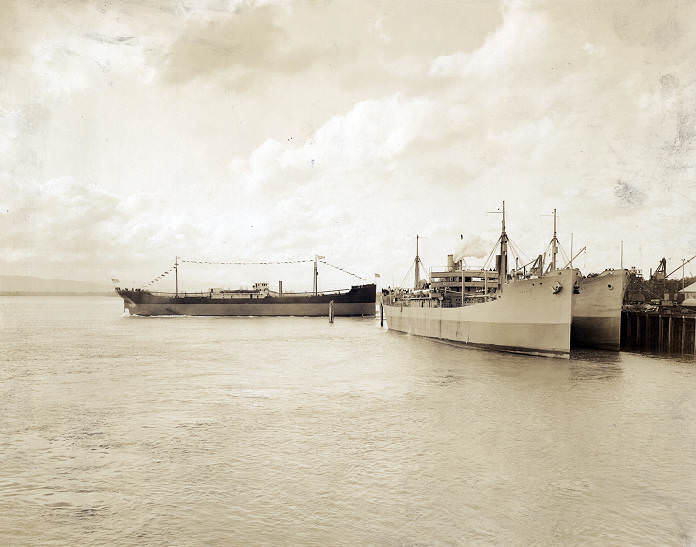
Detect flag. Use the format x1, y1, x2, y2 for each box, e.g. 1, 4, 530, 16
111, 278, 120, 284
374, 273, 381, 278
317, 255, 326, 260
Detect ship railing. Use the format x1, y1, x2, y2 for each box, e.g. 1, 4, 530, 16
273, 287, 352, 296
143, 287, 354, 297
147, 291, 210, 297
396, 298, 441, 308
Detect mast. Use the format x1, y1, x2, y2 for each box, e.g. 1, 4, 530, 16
620, 240, 624, 269
499, 201, 508, 289
175, 256, 179, 297
414, 234, 420, 289
313, 256, 318, 295
551, 208, 558, 271
570, 233, 573, 269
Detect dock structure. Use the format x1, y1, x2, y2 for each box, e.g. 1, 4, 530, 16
621, 310, 696, 355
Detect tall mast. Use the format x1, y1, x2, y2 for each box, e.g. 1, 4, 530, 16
499, 201, 507, 288
175, 256, 179, 297
570, 233, 574, 269
414, 234, 420, 289
313, 256, 318, 295
551, 208, 558, 271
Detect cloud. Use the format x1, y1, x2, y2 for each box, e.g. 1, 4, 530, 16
430, 1, 547, 78
229, 93, 434, 193
28, 18, 150, 96
3, 0, 696, 286
160, 2, 315, 85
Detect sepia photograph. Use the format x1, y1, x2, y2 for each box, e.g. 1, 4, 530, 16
2, 0, 696, 544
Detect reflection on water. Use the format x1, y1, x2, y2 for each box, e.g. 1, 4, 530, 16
570, 348, 623, 364
569, 349, 624, 383
2, 296, 696, 545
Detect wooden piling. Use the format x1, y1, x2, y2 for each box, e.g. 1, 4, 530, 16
380, 303, 384, 327
658, 315, 663, 351
329, 300, 334, 324
621, 310, 696, 355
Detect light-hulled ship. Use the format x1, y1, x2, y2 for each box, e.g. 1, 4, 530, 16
116, 257, 376, 317
571, 269, 628, 350
383, 202, 576, 358
534, 209, 629, 351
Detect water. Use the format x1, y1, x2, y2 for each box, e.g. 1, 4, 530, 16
2, 296, 696, 545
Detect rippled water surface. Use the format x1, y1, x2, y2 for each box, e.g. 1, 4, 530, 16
2, 296, 696, 545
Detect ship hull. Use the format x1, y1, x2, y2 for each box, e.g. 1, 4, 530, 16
571, 270, 628, 351
117, 284, 376, 317
384, 269, 575, 358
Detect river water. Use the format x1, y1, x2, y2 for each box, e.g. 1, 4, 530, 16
2, 296, 696, 545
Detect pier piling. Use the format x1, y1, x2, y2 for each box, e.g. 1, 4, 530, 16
622, 310, 696, 355
380, 303, 383, 327
329, 300, 334, 324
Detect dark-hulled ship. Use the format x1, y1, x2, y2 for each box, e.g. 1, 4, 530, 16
116, 257, 376, 317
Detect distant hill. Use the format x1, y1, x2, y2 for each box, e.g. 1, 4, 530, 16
0, 275, 115, 295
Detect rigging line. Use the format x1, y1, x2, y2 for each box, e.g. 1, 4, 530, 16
141, 267, 173, 288
511, 243, 527, 265
417, 257, 430, 279
181, 258, 314, 265
318, 260, 368, 282
557, 245, 570, 266
519, 256, 538, 269
482, 235, 501, 270
513, 242, 531, 266
400, 261, 415, 288
481, 240, 498, 269
507, 237, 531, 264
506, 239, 522, 262
536, 239, 552, 260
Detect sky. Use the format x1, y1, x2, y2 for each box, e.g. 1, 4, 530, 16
2, 0, 695, 291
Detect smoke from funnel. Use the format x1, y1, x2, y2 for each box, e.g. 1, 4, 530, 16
454, 235, 491, 261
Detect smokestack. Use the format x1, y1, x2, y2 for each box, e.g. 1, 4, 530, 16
279, 280, 283, 295
447, 254, 454, 271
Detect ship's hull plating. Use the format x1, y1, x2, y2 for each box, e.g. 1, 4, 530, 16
117, 285, 376, 317
571, 269, 628, 351
384, 269, 575, 358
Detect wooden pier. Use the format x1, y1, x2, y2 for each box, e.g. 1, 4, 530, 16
621, 310, 696, 355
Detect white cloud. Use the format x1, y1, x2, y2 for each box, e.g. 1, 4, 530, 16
4, 0, 696, 286
230, 93, 434, 193
430, 1, 547, 78
0, 109, 21, 159
31, 35, 148, 96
